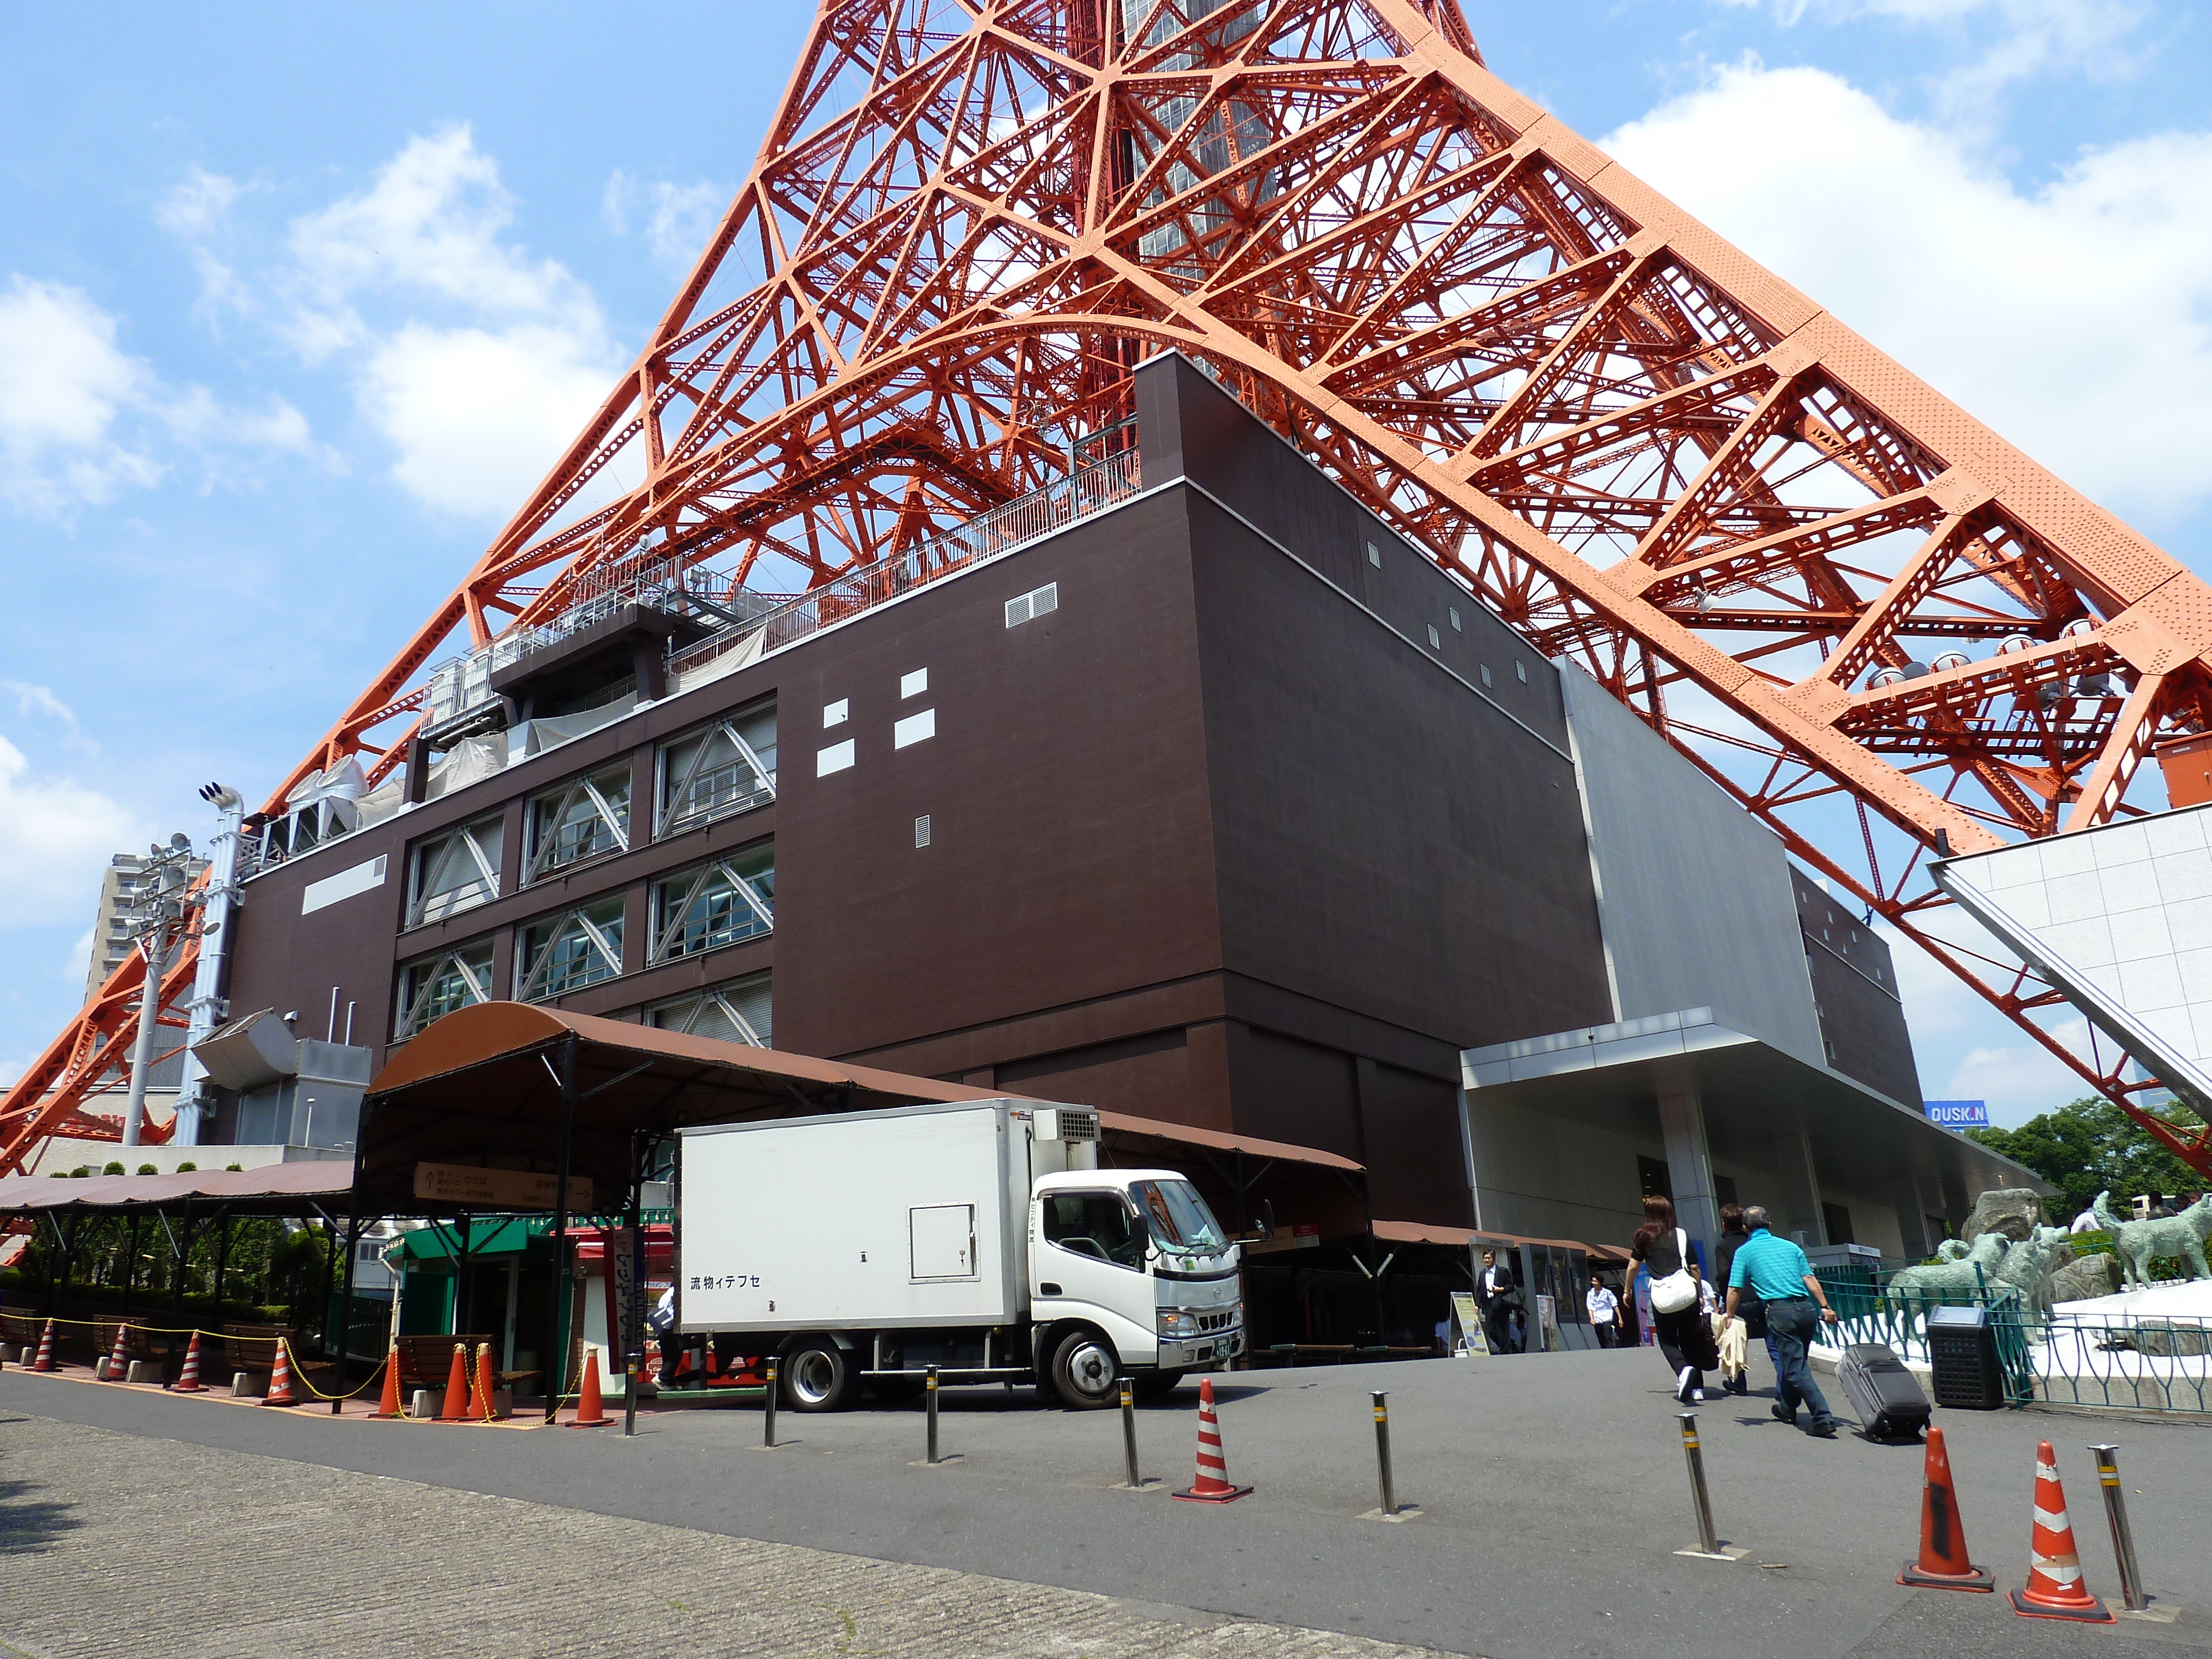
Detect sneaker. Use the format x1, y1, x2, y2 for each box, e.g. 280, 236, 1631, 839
1770, 1402, 1798, 1426
1676, 1366, 1697, 1402
1806, 1419, 1839, 1439
1691, 1389, 1707, 1402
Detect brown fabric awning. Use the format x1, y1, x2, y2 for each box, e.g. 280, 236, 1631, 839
1097, 1111, 1363, 1172
358, 1002, 1009, 1216
1371, 1218, 1630, 1262
0, 1161, 353, 1217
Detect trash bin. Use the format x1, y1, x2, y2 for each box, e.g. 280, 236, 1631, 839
1926, 1305, 2005, 1410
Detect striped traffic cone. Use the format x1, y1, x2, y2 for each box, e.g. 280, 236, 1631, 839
372, 1345, 405, 1418
263, 1338, 299, 1406
568, 1345, 612, 1426
437, 1343, 471, 1421
31, 1319, 57, 1371
2009, 1440, 2112, 1622
471, 1342, 499, 1422
1898, 1426, 1991, 1590
1172, 1378, 1252, 1503
105, 1322, 132, 1381
171, 1331, 207, 1393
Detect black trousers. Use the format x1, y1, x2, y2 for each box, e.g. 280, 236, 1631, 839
1651, 1302, 1718, 1384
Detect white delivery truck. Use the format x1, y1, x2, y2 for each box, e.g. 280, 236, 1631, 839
676, 1099, 1244, 1410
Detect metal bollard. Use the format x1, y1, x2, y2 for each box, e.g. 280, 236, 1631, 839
1372, 1391, 1397, 1517
1119, 1376, 1141, 1488
926, 1364, 941, 1464
763, 1358, 779, 1448
1679, 1412, 1719, 1556
2089, 1444, 2148, 1612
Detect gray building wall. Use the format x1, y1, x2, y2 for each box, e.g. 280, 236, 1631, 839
1558, 667, 1826, 1067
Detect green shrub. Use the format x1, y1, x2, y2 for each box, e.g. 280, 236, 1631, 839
102, 1162, 125, 1175
135, 1164, 158, 1176
175, 1161, 196, 1172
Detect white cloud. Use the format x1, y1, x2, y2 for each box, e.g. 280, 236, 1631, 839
0, 274, 317, 515
603, 169, 727, 267
61, 926, 93, 987
157, 167, 249, 312
0, 734, 147, 931
1937, 1018, 2094, 1125
359, 322, 612, 518
1603, 61, 2212, 520
274, 127, 622, 518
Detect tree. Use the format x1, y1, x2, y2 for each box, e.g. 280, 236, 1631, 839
1968, 1098, 2206, 1220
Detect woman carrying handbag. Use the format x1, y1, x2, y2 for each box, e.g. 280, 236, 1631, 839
1628, 1195, 1719, 1402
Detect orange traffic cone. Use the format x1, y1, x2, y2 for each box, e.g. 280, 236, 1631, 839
437, 1343, 470, 1421
568, 1344, 611, 1427
172, 1331, 206, 1393
471, 1342, 499, 1422
372, 1345, 404, 1418
31, 1318, 56, 1371
1173, 1378, 1251, 1503
1898, 1426, 1992, 1590
264, 1338, 299, 1406
2010, 1441, 2112, 1622
105, 1322, 132, 1381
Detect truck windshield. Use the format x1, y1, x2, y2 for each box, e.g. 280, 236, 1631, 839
1131, 1180, 1227, 1255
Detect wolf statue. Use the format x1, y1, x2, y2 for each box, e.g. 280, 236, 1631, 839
1989, 1226, 2070, 1319
1891, 1230, 2011, 1304
2091, 1190, 2212, 1291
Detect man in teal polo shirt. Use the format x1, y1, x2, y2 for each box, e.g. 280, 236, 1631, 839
1721, 1206, 1841, 1439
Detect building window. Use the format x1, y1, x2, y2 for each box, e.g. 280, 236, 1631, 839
650, 844, 774, 962
1515, 660, 1527, 682
1427, 625, 1441, 649
658, 700, 777, 837
1365, 540, 1381, 568
525, 763, 631, 884
1479, 664, 1493, 688
1005, 582, 1058, 627
517, 899, 626, 1000
405, 812, 503, 928
1449, 608, 1462, 632
646, 972, 772, 1047
396, 940, 495, 1039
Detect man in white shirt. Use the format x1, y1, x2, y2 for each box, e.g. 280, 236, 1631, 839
1585, 1274, 1621, 1348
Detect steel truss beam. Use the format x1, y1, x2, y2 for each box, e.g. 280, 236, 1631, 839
9, 0, 2209, 1179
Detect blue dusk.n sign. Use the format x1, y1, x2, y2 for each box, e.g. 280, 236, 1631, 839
1924, 1099, 1989, 1129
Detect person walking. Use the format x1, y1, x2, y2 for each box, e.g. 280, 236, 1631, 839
1721, 1205, 1842, 1438
1712, 1204, 1757, 1396
1477, 1249, 1521, 1354
1629, 1196, 1719, 1402
1585, 1274, 1621, 1348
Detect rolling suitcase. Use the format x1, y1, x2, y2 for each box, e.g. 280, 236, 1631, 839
1837, 1341, 1931, 1441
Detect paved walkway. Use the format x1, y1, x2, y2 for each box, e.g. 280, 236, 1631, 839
0, 1412, 1447, 1659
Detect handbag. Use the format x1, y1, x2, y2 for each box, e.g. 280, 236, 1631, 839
1647, 1228, 1699, 1315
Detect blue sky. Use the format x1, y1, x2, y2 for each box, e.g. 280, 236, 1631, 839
3, 1, 2208, 1125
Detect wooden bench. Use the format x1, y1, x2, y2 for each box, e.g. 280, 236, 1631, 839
394, 1333, 495, 1397
90, 1319, 161, 1373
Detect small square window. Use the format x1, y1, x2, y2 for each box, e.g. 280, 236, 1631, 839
894, 708, 936, 749
1449, 608, 1462, 632
823, 698, 848, 727
817, 738, 855, 777
1427, 625, 1441, 649
1515, 660, 1527, 683
1366, 540, 1381, 568
901, 668, 928, 698
915, 814, 932, 848
1480, 664, 1493, 688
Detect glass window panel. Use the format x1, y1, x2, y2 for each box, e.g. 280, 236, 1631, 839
650, 843, 774, 962
408, 813, 503, 926
518, 899, 625, 1000
526, 764, 630, 882
396, 940, 494, 1039
645, 972, 771, 1047
659, 701, 777, 835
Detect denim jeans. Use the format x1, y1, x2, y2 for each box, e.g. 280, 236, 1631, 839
1765, 1298, 1837, 1427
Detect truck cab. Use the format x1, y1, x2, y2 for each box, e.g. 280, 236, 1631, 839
1029, 1168, 1245, 1406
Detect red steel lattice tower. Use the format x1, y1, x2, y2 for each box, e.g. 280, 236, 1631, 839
7, 0, 2210, 1179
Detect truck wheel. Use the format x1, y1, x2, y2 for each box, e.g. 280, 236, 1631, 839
1049, 1327, 1120, 1410
781, 1341, 855, 1411
1133, 1369, 1185, 1402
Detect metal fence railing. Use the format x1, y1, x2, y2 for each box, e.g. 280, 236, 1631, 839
1808, 1264, 2211, 1417
667, 447, 1142, 685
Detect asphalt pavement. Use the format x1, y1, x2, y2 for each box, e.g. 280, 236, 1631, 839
4, 1341, 2208, 1658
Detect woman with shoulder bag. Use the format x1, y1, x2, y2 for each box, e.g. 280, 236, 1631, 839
1629, 1195, 1719, 1402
